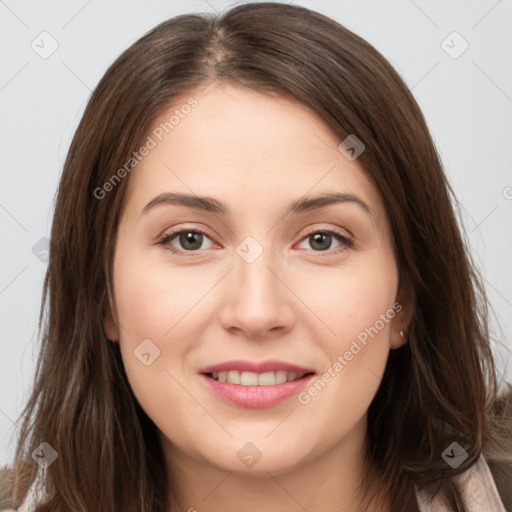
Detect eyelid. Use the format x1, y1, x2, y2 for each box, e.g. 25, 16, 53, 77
157, 224, 354, 255
157, 225, 216, 254
296, 226, 354, 254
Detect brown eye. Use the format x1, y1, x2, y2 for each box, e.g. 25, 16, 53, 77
178, 232, 204, 250
297, 230, 353, 253
309, 233, 333, 251
159, 230, 215, 252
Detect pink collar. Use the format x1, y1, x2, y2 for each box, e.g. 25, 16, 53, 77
415, 454, 507, 511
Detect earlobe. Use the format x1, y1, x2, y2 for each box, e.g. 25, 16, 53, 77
104, 271, 120, 342
391, 328, 408, 349
104, 305, 120, 342
390, 280, 414, 349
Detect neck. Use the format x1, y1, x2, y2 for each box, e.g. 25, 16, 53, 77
161, 416, 391, 512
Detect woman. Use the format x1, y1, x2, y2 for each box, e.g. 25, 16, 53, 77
1, 2, 511, 511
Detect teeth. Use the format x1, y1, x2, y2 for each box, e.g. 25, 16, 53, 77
275, 370, 288, 384
227, 370, 241, 384
210, 370, 308, 385
240, 371, 259, 385
257, 371, 275, 386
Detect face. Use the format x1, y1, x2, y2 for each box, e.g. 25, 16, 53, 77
105, 84, 410, 476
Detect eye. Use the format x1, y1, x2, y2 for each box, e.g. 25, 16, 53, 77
296, 229, 353, 253
158, 227, 353, 255
158, 229, 215, 253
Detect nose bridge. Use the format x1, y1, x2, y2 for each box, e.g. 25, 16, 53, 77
236, 234, 282, 307
220, 234, 295, 335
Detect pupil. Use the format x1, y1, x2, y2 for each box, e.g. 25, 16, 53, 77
311, 233, 331, 251
180, 232, 202, 250
177, 232, 332, 251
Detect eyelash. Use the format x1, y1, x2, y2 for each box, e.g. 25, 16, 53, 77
157, 226, 354, 257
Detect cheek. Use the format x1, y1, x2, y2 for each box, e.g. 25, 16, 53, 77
112, 257, 203, 426
299, 254, 398, 349
111, 247, 217, 400
295, 254, 397, 404
113, 246, 214, 342
297, 258, 398, 419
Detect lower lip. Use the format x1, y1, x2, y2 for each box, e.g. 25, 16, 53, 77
200, 373, 315, 408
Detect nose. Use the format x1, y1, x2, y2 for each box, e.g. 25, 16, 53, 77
217, 244, 297, 340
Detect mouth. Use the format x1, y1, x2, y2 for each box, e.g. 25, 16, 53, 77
204, 370, 315, 386
198, 360, 317, 408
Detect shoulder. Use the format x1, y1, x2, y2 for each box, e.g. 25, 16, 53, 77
454, 454, 508, 511
3, 478, 41, 512
415, 454, 508, 512
2, 509, 34, 512
1, 507, 36, 512
2, 501, 38, 511
0, 465, 38, 512
1, 502, 37, 512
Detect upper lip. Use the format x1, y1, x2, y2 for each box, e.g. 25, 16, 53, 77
199, 359, 315, 374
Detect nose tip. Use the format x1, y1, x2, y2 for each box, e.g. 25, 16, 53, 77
218, 245, 296, 339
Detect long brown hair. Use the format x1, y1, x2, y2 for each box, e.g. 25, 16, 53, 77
1, 3, 511, 511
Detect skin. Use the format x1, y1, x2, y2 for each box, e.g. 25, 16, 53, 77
105, 84, 412, 512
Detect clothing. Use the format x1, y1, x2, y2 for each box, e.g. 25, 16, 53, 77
5, 454, 507, 511
415, 454, 507, 512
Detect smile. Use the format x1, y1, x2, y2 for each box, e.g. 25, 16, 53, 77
208, 370, 312, 385
198, 360, 316, 408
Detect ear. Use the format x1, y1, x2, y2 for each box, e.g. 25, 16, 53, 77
390, 278, 414, 350
104, 306, 120, 342
103, 269, 120, 342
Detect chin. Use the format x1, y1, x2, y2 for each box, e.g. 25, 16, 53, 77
200, 439, 311, 476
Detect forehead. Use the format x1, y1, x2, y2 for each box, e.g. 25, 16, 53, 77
122, 84, 387, 226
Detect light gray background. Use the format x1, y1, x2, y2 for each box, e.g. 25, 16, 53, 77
1, 0, 511, 466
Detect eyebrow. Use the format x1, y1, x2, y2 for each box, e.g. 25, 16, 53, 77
142, 191, 372, 217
